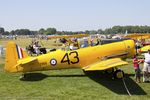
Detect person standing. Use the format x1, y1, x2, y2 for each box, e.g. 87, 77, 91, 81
133, 55, 141, 83
143, 49, 150, 82
135, 40, 141, 53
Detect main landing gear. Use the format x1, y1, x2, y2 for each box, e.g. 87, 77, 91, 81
113, 69, 124, 79
105, 68, 125, 79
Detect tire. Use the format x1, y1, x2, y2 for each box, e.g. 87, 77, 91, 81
113, 69, 124, 79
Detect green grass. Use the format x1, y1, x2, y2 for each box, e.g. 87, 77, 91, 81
0, 38, 61, 49
1, 38, 150, 100
0, 58, 150, 100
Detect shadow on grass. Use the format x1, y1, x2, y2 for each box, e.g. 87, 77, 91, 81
21, 73, 48, 81
22, 72, 146, 95
21, 73, 86, 81
84, 71, 147, 95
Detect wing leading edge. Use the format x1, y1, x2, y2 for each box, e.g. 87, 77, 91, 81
83, 58, 128, 71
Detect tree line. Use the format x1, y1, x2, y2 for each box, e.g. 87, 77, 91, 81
1, 25, 150, 35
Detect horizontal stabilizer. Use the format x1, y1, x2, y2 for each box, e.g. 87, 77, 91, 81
83, 58, 128, 71
17, 57, 37, 66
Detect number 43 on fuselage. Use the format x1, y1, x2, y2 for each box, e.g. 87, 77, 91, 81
5, 40, 136, 79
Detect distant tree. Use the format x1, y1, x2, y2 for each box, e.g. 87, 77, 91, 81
89, 30, 97, 34
45, 28, 57, 35
104, 28, 112, 34
97, 29, 104, 34
112, 26, 122, 34
85, 30, 90, 34
10, 30, 15, 35
0, 27, 5, 34
30, 31, 37, 35
56, 31, 62, 35
4, 31, 9, 35
14, 29, 31, 35
2, 25, 150, 36
38, 28, 45, 35
61, 31, 66, 35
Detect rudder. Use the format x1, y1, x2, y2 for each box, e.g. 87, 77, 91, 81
5, 41, 28, 72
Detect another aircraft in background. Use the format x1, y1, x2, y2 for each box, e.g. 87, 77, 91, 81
124, 33, 150, 53
124, 33, 150, 40
47, 34, 89, 39
47, 34, 89, 49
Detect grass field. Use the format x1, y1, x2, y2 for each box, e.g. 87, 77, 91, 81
0, 38, 150, 100
0, 38, 61, 49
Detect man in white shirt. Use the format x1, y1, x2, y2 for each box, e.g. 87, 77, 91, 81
143, 49, 150, 82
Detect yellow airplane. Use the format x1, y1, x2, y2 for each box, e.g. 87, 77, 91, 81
48, 34, 89, 48
47, 34, 89, 39
124, 33, 150, 53
5, 39, 136, 80
124, 33, 150, 40
139, 45, 150, 53
125, 33, 150, 53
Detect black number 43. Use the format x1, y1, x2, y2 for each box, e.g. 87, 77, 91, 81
61, 51, 79, 65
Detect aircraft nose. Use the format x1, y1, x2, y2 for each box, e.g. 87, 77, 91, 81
124, 40, 136, 58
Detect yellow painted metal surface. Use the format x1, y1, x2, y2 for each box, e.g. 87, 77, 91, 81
47, 34, 89, 39
83, 58, 128, 71
125, 34, 150, 40
140, 45, 150, 53
5, 40, 136, 73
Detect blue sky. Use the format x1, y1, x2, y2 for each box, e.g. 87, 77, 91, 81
0, 0, 150, 31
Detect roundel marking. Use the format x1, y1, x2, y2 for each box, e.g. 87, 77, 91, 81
50, 58, 57, 66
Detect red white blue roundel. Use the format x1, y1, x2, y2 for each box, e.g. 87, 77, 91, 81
50, 58, 57, 66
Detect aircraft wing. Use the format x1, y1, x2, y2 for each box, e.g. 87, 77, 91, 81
139, 45, 150, 53
83, 58, 128, 71
47, 34, 89, 39
125, 34, 150, 40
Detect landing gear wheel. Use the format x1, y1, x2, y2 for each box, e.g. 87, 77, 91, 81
113, 69, 124, 79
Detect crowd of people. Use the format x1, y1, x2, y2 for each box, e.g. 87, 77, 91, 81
133, 39, 150, 83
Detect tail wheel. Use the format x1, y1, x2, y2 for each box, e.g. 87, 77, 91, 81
113, 69, 124, 79
19, 74, 27, 81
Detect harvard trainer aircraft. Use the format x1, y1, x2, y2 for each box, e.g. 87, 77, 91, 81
5, 39, 136, 80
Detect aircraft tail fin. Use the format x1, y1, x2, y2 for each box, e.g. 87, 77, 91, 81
5, 41, 28, 72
